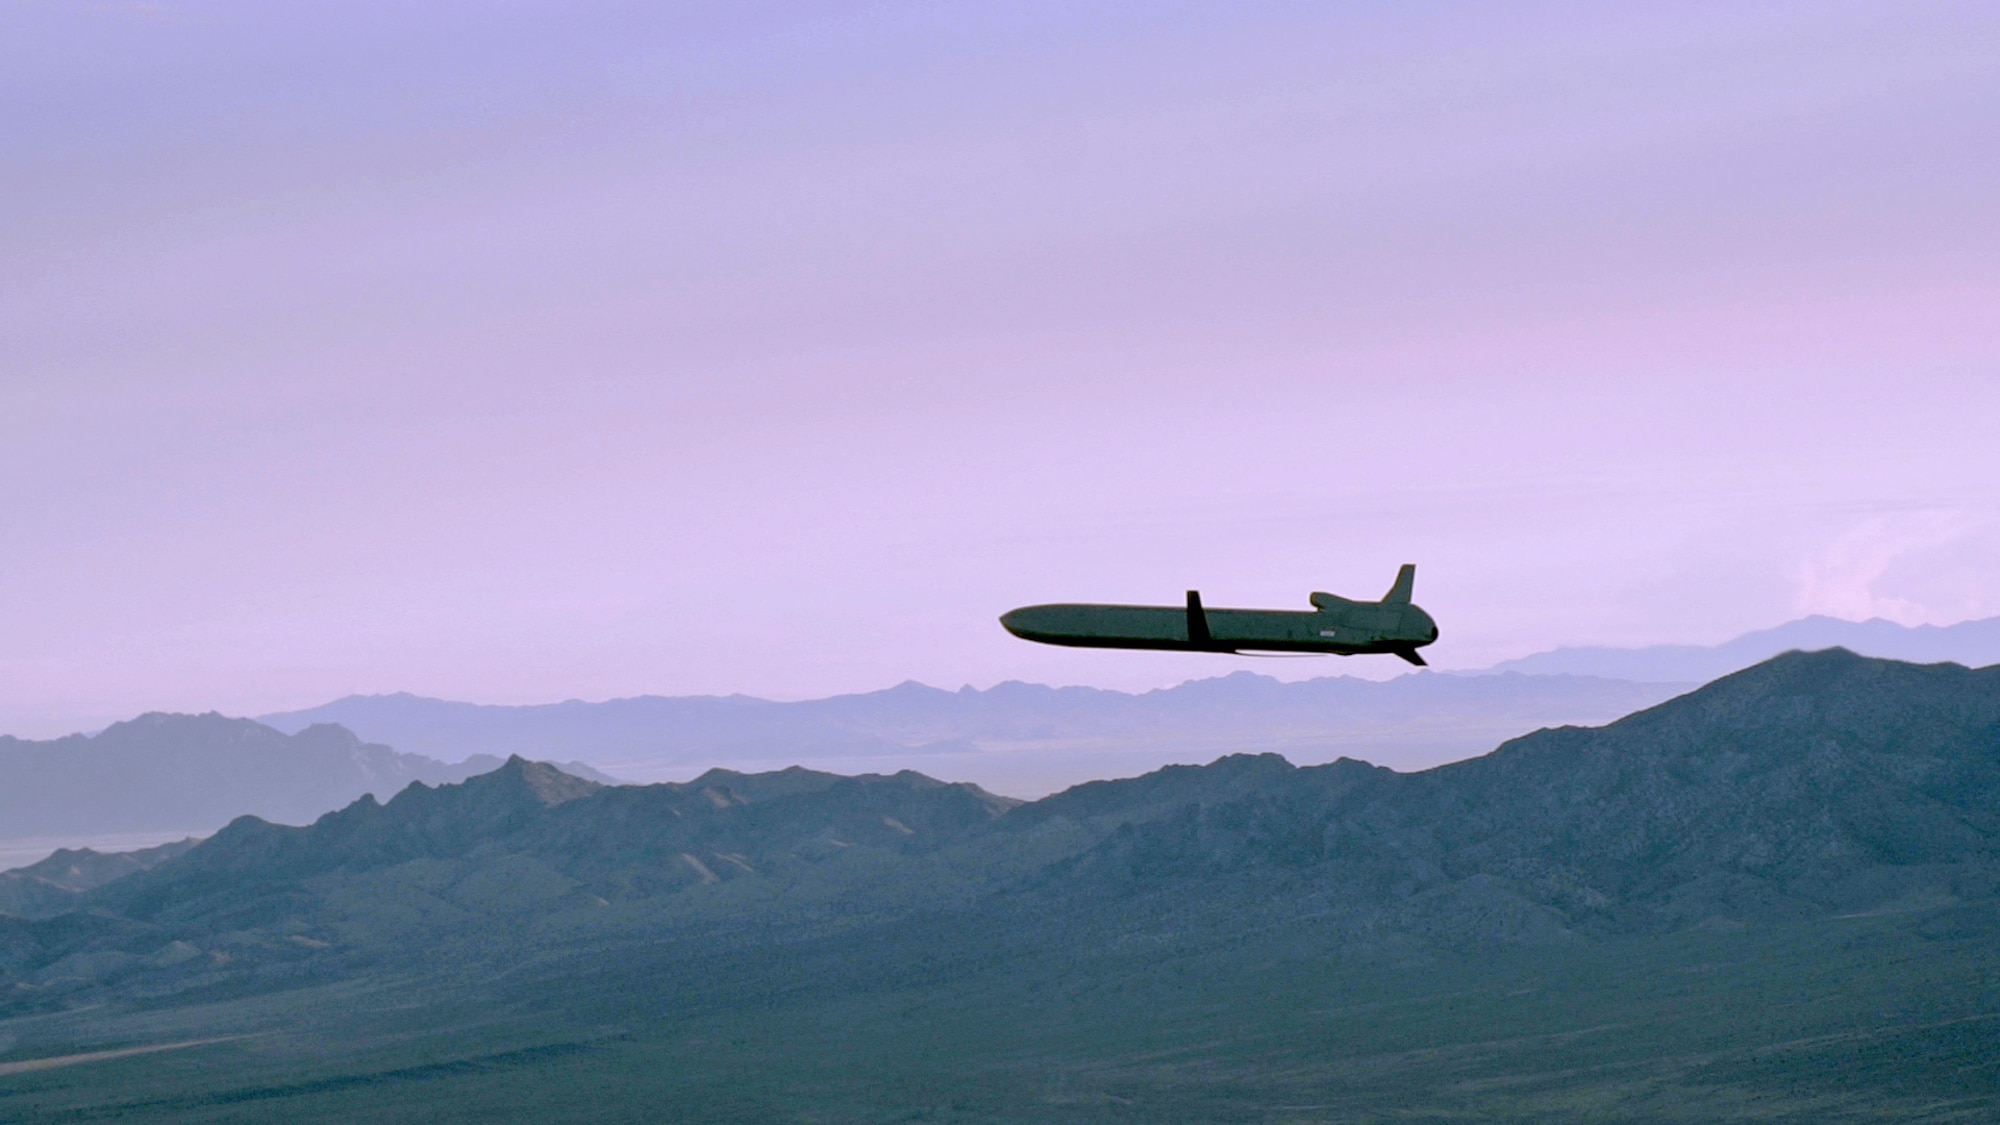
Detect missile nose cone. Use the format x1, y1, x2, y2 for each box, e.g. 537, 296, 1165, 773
1406, 607, 1438, 644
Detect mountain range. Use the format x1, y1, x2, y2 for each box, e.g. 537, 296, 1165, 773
258, 671, 1688, 792
255, 613, 2000, 795
9, 613, 1992, 884
43, 648, 1998, 953
6, 649, 1999, 1120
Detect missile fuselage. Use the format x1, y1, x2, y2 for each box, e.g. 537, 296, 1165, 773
1000, 565, 1439, 665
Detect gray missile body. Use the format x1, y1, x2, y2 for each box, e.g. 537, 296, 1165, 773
1000, 565, 1438, 666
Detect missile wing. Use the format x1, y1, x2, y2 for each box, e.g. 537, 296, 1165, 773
1000, 565, 1439, 666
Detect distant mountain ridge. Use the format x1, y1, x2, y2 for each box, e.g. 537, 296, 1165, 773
259, 672, 1689, 790
253, 616, 2000, 794
1484, 613, 2000, 682
0, 713, 615, 839
14, 615, 1983, 859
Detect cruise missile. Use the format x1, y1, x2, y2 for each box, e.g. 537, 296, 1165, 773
1000, 565, 1439, 666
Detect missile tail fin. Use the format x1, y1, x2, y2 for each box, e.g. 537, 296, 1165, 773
1383, 564, 1416, 605
1394, 646, 1427, 667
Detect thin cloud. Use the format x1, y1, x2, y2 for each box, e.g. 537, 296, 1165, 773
1796, 510, 1993, 626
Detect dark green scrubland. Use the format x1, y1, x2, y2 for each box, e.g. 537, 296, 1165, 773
4, 649, 1999, 1122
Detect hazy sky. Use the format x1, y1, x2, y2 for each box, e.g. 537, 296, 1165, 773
4, 1, 1997, 736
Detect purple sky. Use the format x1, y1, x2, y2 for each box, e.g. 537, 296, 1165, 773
4, 1, 1998, 737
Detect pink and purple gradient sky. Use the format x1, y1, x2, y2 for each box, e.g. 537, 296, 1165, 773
3, 1, 1998, 737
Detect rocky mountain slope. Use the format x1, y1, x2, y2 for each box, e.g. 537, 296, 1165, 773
90, 757, 1026, 956
1032, 648, 2000, 945
6, 649, 1997, 1012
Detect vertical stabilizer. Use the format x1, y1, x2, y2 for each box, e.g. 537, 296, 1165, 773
1382, 564, 1416, 605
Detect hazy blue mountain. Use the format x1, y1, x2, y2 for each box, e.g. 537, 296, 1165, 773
0, 713, 614, 839
1484, 612, 2000, 681
259, 671, 1690, 791
8, 650, 2000, 1121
